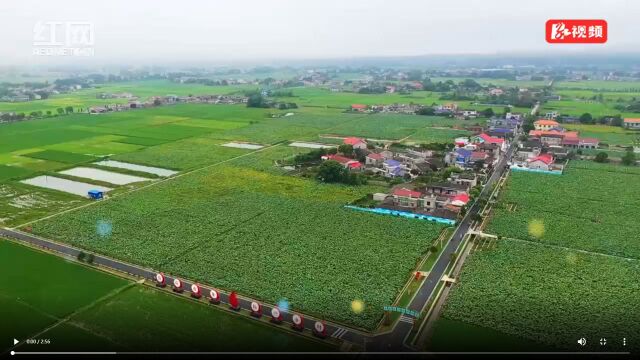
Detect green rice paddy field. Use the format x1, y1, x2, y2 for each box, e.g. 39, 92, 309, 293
0, 80, 254, 115
0, 239, 333, 353
0, 101, 481, 227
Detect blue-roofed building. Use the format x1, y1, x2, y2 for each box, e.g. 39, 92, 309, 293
88, 189, 104, 200
384, 159, 401, 167
390, 167, 405, 177
383, 159, 406, 178
455, 148, 473, 165
487, 127, 513, 139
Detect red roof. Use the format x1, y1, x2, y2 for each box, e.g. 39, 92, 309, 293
351, 104, 367, 110
529, 130, 579, 138
529, 153, 554, 165
579, 137, 599, 145
367, 153, 384, 160
471, 151, 488, 160
477, 133, 504, 144
393, 188, 422, 198
535, 119, 559, 126
451, 193, 470, 205
344, 137, 366, 146
324, 154, 361, 168
324, 154, 352, 164
562, 137, 579, 145
624, 118, 640, 123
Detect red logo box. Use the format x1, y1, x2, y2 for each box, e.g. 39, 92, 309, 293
546, 19, 607, 43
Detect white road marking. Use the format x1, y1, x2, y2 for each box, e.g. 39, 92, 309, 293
331, 327, 347, 338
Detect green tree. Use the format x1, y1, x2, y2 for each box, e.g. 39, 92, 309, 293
64, 106, 73, 114
594, 152, 609, 163
480, 108, 494, 118
621, 151, 636, 166
416, 107, 435, 116
522, 115, 536, 133
317, 160, 347, 183
579, 113, 593, 124
56, 107, 64, 115
247, 94, 268, 108
338, 144, 353, 156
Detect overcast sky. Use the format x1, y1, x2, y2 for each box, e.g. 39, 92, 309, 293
0, 0, 637, 66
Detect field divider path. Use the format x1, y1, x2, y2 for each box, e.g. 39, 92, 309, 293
12, 142, 285, 230
497, 236, 640, 262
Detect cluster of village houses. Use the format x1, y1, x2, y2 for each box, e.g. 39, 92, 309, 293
87, 94, 247, 114
320, 109, 631, 220
350, 102, 484, 119
511, 119, 603, 172
320, 133, 498, 220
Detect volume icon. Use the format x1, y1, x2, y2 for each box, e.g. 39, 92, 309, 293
577, 338, 587, 346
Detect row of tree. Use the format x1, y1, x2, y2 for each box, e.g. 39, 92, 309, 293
0, 106, 74, 121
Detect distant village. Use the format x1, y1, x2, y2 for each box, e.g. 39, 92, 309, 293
86, 93, 248, 114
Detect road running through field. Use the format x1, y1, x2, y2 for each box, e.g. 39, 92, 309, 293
2, 140, 517, 352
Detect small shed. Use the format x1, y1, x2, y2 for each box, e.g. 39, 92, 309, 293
88, 189, 104, 200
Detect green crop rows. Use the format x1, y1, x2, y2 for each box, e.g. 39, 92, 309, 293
30, 165, 445, 330
487, 161, 640, 259
441, 240, 640, 352
24, 150, 97, 164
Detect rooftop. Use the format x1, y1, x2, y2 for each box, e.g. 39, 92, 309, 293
393, 188, 422, 198
344, 137, 366, 145
535, 119, 559, 126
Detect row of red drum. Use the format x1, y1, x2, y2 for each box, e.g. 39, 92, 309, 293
155, 273, 327, 338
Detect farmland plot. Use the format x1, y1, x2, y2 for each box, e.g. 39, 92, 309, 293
30, 165, 444, 330
441, 240, 640, 352
487, 163, 640, 258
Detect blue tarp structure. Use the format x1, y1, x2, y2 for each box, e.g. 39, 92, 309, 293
345, 205, 456, 225
510, 167, 562, 175
88, 189, 104, 199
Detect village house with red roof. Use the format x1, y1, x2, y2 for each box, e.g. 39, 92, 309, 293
623, 118, 640, 130
533, 119, 559, 131
350, 104, 368, 112
343, 137, 368, 150
321, 154, 362, 170
526, 153, 555, 171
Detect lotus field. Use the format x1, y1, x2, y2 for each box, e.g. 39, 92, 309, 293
30, 164, 446, 330
487, 161, 640, 259
441, 240, 640, 352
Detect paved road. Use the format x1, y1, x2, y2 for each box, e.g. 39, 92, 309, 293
1, 141, 516, 352
367, 140, 516, 351
0, 228, 367, 346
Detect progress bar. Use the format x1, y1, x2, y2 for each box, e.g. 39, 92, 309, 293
10, 351, 633, 355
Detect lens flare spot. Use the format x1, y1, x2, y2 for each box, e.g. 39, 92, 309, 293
96, 219, 112, 238
528, 219, 545, 238
351, 299, 365, 314
277, 298, 290, 313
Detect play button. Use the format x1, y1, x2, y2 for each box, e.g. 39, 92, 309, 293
13, 339, 18, 345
